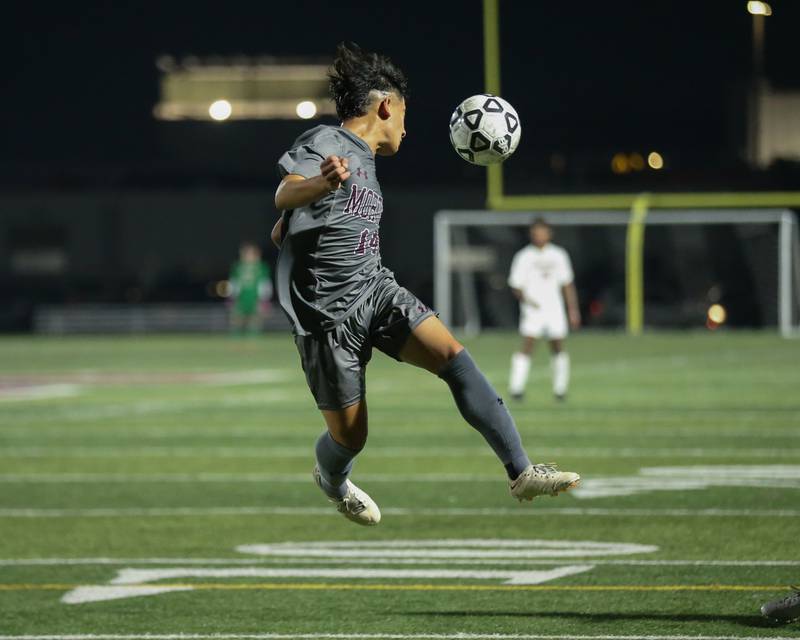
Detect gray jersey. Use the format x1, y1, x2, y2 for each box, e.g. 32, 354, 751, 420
275, 125, 389, 335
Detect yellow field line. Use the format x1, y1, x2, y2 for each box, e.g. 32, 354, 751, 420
0, 583, 789, 593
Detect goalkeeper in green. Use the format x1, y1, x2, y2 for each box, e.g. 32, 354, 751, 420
229, 242, 272, 335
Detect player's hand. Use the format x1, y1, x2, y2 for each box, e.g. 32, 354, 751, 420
569, 309, 582, 330
320, 155, 350, 191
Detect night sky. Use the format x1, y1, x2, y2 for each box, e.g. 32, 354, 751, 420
3, 1, 799, 190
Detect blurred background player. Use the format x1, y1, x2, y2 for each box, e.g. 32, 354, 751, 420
508, 219, 580, 401
228, 242, 272, 335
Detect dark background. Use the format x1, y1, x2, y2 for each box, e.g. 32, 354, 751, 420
1, 1, 798, 331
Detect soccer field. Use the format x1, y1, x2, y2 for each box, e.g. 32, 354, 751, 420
0, 331, 798, 639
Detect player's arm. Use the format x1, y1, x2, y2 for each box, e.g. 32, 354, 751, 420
228, 264, 240, 298
512, 287, 539, 309
273, 156, 350, 210
508, 255, 534, 306
562, 282, 581, 330
270, 217, 284, 248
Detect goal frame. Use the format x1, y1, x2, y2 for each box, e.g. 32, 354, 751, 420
433, 208, 800, 338
481, 0, 800, 211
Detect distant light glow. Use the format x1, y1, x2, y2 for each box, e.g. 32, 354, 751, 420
215, 280, 232, 297
611, 153, 630, 174
296, 101, 317, 119
629, 153, 645, 171
209, 99, 232, 121
589, 299, 605, 317
747, 1, 772, 16
708, 304, 727, 325
648, 151, 664, 170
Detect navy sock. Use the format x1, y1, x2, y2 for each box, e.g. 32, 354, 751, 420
438, 349, 531, 479
314, 432, 360, 499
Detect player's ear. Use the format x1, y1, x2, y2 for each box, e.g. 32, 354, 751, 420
377, 97, 392, 121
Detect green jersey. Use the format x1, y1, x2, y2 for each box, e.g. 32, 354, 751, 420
230, 261, 272, 314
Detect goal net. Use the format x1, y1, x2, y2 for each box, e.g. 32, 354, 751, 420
433, 209, 800, 337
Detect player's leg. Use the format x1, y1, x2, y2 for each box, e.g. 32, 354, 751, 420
399, 315, 529, 477
509, 308, 543, 400
509, 335, 536, 400
312, 403, 380, 526
315, 400, 367, 498
244, 312, 260, 336
398, 316, 578, 498
229, 309, 245, 335
372, 282, 579, 500
296, 324, 380, 525
370, 285, 529, 477
547, 307, 570, 400
549, 339, 570, 400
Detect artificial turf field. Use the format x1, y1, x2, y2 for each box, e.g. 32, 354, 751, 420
0, 331, 798, 639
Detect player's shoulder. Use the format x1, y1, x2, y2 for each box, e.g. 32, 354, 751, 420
547, 243, 570, 258
290, 125, 354, 154
513, 244, 536, 260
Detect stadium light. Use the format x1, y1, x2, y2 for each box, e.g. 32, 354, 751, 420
611, 153, 629, 174
747, 1, 772, 16
209, 99, 232, 121
707, 303, 728, 330
629, 153, 645, 172
647, 151, 664, 170
296, 100, 317, 119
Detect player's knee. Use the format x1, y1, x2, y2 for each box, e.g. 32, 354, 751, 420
443, 341, 465, 363
330, 426, 367, 452
521, 337, 535, 354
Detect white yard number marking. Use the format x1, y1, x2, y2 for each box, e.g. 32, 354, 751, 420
573, 465, 800, 499
63, 539, 658, 604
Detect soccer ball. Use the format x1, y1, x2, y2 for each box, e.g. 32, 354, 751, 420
449, 94, 521, 166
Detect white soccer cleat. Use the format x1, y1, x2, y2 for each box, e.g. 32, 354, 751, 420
313, 466, 381, 526
509, 463, 580, 501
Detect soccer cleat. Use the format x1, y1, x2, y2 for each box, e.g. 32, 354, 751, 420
761, 587, 800, 623
313, 466, 381, 526
509, 463, 580, 501
510, 392, 524, 402
554, 393, 566, 402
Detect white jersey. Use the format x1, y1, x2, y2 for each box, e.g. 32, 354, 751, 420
508, 243, 574, 339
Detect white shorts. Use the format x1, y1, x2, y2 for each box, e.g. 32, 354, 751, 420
519, 306, 568, 340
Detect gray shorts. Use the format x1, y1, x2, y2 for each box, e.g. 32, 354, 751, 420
294, 277, 436, 410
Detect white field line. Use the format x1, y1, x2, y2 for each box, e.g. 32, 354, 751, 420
2, 425, 800, 440
2, 557, 799, 567
2, 446, 800, 458
0, 473, 500, 484
0, 391, 294, 422
0, 384, 82, 402
1, 506, 798, 518
4, 466, 800, 489
106, 565, 596, 587
3, 402, 800, 427
2, 634, 800, 640
234, 540, 657, 560
0, 369, 286, 387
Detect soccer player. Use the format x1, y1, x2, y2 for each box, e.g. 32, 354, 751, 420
229, 242, 273, 335
508, 219, 580, 401
270, 42, 579, 526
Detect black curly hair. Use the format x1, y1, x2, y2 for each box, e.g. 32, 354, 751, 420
328, 42, 408, 121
